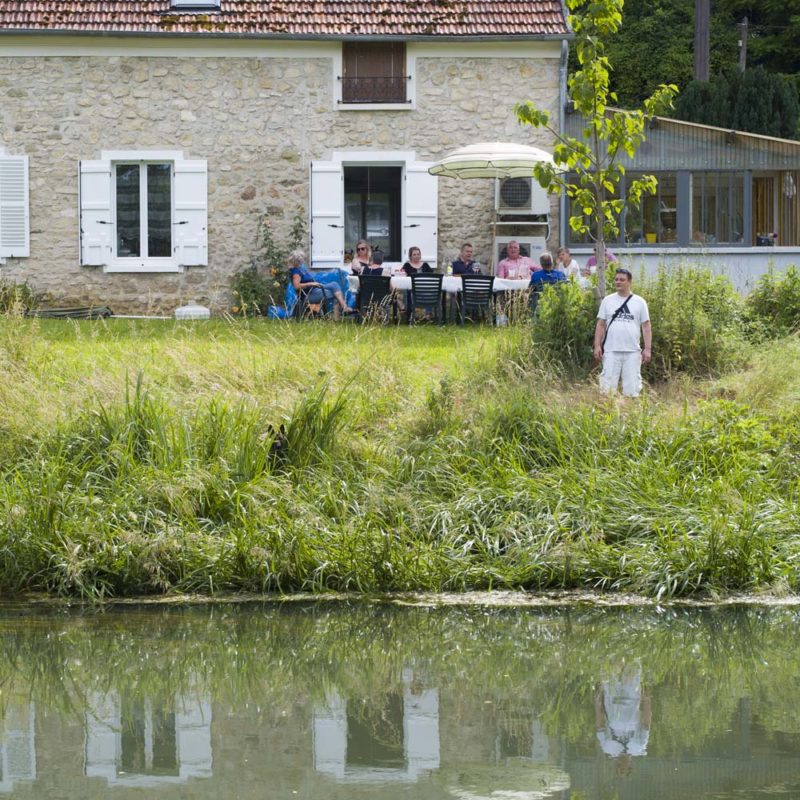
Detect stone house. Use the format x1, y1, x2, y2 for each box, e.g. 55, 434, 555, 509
0, 1, 571, 312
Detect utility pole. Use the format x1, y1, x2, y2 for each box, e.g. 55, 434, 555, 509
738, 17, 749, 71
694, 0, 710, 81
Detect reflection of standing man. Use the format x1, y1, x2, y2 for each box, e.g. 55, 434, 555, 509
593, 268, 651, 398
595, 662, 651, 763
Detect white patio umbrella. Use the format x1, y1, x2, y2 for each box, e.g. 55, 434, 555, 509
428, 141, 556, 179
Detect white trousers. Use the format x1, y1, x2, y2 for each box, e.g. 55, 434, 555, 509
600, 350, 642, 397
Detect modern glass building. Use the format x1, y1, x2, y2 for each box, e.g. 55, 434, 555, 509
562, 112, 800, 289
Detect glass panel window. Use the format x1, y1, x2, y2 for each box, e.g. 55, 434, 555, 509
778, 171, 800, 246
344, 166, 401, 260
691, 172, 744, 245
116, 164, 141, 258
115, 162, 172, 259
565, 173, 620, 247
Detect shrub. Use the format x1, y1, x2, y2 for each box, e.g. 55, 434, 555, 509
531, 281, 597, 373
638, 265, 745, 381
0, 281, 37, 314
230, 211, 306, 315
745, 266, 800, 339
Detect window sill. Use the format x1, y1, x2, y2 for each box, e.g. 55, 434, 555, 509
337, 102, 415, 112
101, 260, 184, 274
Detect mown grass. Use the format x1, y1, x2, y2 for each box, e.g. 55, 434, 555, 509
0, 315, 798, 600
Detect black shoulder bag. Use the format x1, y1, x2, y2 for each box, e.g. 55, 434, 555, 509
601, 294, 634, 351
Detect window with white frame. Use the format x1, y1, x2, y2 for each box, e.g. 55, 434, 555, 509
115, 162, 172, 259
80, 151, 207, 273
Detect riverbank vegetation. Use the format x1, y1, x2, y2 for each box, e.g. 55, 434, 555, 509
0, 267, 798, 600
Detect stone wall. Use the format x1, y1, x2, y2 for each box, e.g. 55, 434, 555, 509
0, 46, 559, 312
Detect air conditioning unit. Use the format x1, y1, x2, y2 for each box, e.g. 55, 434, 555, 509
495, 177, 550, 215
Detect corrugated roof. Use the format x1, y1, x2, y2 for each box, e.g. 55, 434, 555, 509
0, 1, 570, 38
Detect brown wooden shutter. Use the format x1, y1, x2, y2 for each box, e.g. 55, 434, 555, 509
342, 42, 406, 103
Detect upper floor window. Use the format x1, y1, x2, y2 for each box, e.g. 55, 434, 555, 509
341, 43, 407, 105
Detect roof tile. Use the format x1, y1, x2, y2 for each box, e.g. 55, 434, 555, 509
0, 1, 569, 37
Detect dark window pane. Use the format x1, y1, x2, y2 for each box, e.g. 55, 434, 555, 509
116, 164, 140, 258
343, 166, 401, 260
147, 164, 172, 258
346, 692, 405, 769
120, 695, 147, 774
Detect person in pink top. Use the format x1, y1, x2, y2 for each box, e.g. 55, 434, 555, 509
496, 240, 537, 279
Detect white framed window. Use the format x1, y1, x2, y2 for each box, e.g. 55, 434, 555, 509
80, 150, 207, 273
0, 153, 30, 260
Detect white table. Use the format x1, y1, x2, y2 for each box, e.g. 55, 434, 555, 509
347, 275, 529, 294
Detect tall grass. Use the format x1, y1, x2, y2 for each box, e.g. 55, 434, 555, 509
0, 315, 798, 599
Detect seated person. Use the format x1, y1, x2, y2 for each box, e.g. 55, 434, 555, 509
361, 248, 389, 276
452, 243, 482, 275
496, 240, 535, 279
288, 250, 352, 320
557, 246, 581, 279
585, 249, 616, 270
350, 239, 372, 275
577, 262, 594, 289
401, 245, 433, 275
529, 252, 567, 307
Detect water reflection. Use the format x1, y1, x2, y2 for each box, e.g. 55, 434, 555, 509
85, 688, 212, 786
0, 604, 797, 798
0, 697, 35, 792
313, 668, 439, 782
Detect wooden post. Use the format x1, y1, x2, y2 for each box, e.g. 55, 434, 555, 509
694, 0, 710, 81
738, 17, 749, 72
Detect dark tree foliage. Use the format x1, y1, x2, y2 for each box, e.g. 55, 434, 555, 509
605, 0, 800, 109
715, 0, 800, 75
604, 0, 739, 108
674, 67, 799, 138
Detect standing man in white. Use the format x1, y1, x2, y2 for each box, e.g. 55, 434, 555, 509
593, 268, 652, 397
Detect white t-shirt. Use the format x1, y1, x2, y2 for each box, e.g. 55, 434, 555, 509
596, 666, 650, 757
597, 292, 650, 352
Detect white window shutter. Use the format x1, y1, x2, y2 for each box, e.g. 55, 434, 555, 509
173, 159, 208, 266
310, 160, 344, 270
79, 159, 112, 266
404, 162, 438, 269
0, 155, 30, 258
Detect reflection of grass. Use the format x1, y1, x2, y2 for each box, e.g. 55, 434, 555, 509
0, 319, 798, 598
1, 605, 797, 767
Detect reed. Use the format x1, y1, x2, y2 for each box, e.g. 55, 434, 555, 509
0, 316, 797, 599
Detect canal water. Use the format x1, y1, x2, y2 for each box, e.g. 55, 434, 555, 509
0, 602, 798, 799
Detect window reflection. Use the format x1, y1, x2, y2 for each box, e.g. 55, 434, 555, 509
313, 668, 439, 783
0, 699, 36, 792
85, 689, 212, 787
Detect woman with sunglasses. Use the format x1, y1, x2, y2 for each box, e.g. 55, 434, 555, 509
350, 239, 372, 275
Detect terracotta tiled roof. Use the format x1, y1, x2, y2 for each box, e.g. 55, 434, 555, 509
0, 1, 570, 38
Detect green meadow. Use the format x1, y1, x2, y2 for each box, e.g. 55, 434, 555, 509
0, 303, 798, 600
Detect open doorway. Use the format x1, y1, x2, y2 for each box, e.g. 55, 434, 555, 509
344, 166, 402, 261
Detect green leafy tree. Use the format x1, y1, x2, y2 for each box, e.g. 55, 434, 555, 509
515, 0, 677, 295
674, 67, 799, 138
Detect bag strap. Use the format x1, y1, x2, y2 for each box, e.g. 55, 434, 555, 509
601, 294, 634, 350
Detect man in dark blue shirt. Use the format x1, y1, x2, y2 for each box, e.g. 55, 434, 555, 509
529, 251, 567, 313
452, 243, 481, 275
